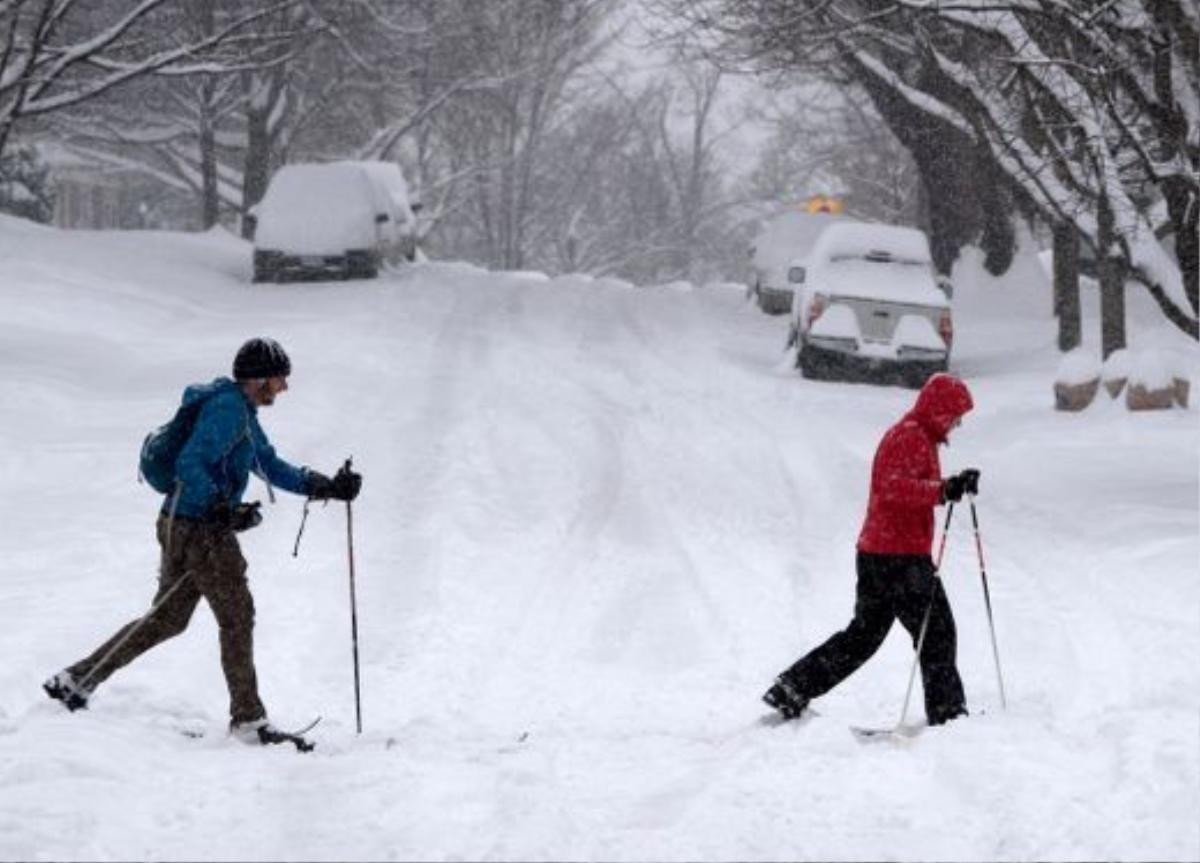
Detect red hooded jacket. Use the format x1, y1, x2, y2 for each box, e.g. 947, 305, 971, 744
857, 374, 974, 556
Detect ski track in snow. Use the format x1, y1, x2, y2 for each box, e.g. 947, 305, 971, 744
0, 220, 1197, 861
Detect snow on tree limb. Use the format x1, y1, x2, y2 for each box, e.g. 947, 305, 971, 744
0, 0, 299, 159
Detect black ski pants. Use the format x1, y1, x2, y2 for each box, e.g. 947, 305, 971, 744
780, 552, 966, 724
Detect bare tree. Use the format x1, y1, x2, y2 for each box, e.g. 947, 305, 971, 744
420, 0, 615, 269
0, 0, 297, 163
513, 58, 742, 285
745, 85, 921, 226
48, 1, 329, 229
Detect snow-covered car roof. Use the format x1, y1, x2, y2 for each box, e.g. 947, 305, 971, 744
810, 221, 932, 266
351, 160, 417, 225
751, 211, 844, 272
811, 259, 948, 306
808, 221, 947, 306
254, 161, 416, 255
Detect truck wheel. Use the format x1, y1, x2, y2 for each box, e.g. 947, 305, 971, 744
798, 345, 822, 380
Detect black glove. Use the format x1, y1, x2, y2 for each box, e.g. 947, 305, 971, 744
209, 501, 263, 532
942, 468, 981, 503
307, 465, 362, 502
959, 468, 981, 496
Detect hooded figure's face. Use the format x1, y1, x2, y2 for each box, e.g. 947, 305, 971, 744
911, 373, 974, 442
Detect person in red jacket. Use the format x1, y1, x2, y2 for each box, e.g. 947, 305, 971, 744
763, 373, 980, 726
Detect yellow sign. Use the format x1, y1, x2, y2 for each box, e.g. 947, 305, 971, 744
806, 195, 843, 215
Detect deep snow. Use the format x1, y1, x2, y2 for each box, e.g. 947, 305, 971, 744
0, 215, 1197, 861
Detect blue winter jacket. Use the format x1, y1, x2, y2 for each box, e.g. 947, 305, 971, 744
168, 377, 310, 519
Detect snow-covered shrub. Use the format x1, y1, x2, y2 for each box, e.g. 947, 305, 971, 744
1054, 348, 1100, 412
1125, 349, 1176, 411
1101, 348, 1131, 398
0, 145, 54, 224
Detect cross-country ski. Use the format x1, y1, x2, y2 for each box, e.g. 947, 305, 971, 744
850, 724, 925, 744
181, 717, 321, 753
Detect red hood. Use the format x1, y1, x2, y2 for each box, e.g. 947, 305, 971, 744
909, 373, 973, 442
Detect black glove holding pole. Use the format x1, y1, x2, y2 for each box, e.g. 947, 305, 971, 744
942, 468, 981, 503
307, 462, 363, 502
209, 501, 263, 532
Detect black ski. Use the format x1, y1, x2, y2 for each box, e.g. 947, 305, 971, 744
852, 709, 977, 742
759, 712, 791, 729
257, 717, 320, 753
758, 707, 819, 729
182, 716, 321, 753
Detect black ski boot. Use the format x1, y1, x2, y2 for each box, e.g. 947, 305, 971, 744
928, 705, 968, 726
43, 671, 91, 712
231, 718, 317, 753
763, 676, 809, 720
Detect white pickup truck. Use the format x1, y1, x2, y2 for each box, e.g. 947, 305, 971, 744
785, 221, 954, 388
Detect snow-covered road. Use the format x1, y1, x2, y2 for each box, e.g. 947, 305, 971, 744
1, 217, 1196, 860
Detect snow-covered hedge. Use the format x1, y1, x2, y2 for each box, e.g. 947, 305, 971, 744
1055, 347, 1190, 412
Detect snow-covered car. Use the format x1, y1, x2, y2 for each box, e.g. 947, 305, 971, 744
785, 221, 953, 388
252, 161, 420, 282
748, 210, 844, 315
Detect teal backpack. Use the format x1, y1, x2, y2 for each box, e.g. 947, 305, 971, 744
138, 387, 220, 494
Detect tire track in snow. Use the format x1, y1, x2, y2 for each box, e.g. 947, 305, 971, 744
473, 380, 629, 700
356, 278, 512, 703
418, 280, 635, 716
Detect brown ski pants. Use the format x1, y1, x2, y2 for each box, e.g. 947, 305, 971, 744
67, 515, 266, 724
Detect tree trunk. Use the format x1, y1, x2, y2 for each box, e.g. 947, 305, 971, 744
1052, 221, 1082, 351
1150, 4, 1199, 323
976, 150, 1016, 277
1097, 195, 1126, 359
241, 96, 272, 240
1162, 176, 1199, 320
1099, 254, 1127, 360
854, 58, 977, 278
194, 0, 220, 230
199, 81, 219, 230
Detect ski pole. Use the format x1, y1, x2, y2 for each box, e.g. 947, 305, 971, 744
77, 500, 200, 691
344, 457, 363, 734
76, 569, 195, 692
897, 501, 955, 728
969, 495, 1007, 709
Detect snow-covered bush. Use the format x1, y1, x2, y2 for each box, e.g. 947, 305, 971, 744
1101, 348, 1131, 398
1054, 348, 1100, 412
1126, 350, 1178, 412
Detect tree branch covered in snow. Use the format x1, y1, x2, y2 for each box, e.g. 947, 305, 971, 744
0, 0, 302, 159
664, 0, 1198, 340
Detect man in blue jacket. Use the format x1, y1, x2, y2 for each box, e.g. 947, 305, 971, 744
43, 338, 361, 747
